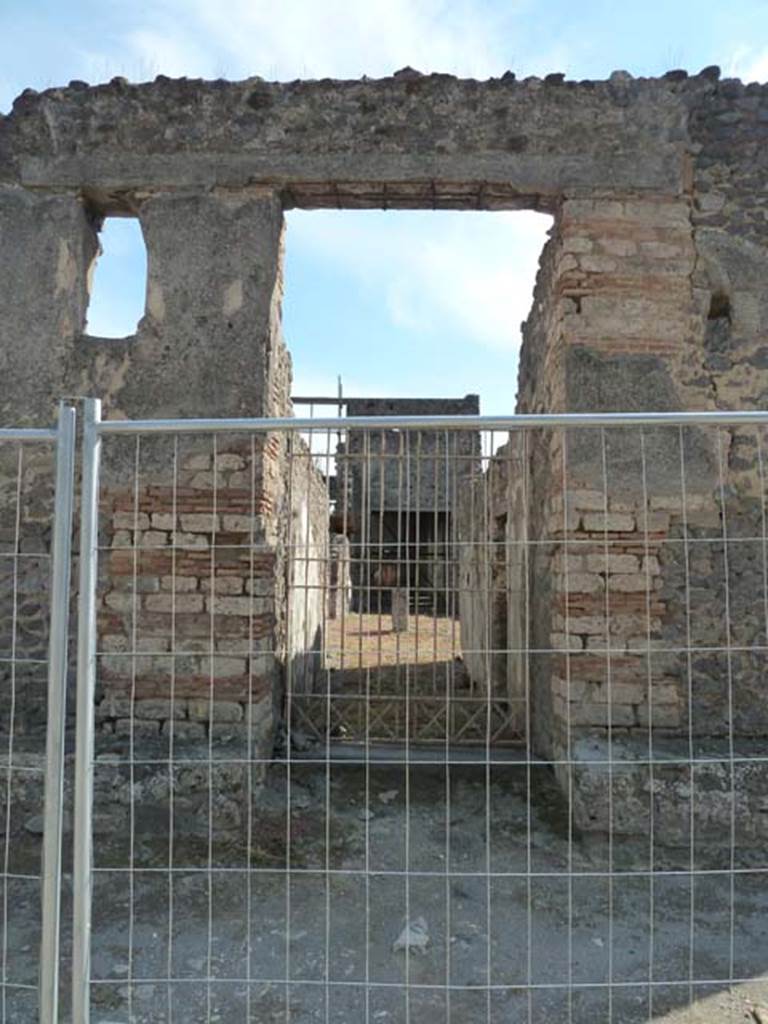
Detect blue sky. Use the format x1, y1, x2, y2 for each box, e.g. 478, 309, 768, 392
2, 1, 767, 414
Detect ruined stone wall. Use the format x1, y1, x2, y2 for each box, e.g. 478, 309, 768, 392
91, 367, 329, 753
3, 67, 768, 835
0, 156, 324, 753
343, 397, 479, 514
284, 439, 329, 699
96, 438, 282, 750
458, 434, 528, 739
513, 194, 716, 758
339, 398, 480, 614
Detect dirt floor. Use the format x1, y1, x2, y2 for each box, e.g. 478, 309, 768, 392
4, 752, 768, 1023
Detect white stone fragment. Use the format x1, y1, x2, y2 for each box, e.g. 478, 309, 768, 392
393, 917, 430, 955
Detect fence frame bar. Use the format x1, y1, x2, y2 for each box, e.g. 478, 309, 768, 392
71, 399, 102, 1024
95, 409, 768, 436
39, 404, 77, 1024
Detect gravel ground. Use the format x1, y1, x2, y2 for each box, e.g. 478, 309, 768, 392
4, 754, 768, 1023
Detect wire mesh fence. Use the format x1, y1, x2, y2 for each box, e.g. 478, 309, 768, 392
0, 413, 74, 1024
54, 406, 768, 1023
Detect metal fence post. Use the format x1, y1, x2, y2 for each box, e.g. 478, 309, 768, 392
71, 399, 102, 1024
39, 405, 77, 1024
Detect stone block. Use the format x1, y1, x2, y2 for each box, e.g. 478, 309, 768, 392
559, 572, 604, 594
186, 471, 222, 489
114, 718, 160, 738
585, 553, 639, 573
182, 453, 212, 471
562, 236, 593, 254
644, 512, 670, 533
138, 531, 169, 548
569, 701, 636, 727
636, 702, 681, 727
160, 575, 199, 592
114, 512, 150, 531
144, 593, 204, 614
249, 653, 278, 681
215, 637, 250, 654
585, 636, 627, 653
245, 576, 273, 597
216, 454, 246, 471
201, 576, 244, 595
214, 697, 273, 743
151, 513, 176, 531
566, 489, 606, 512
550, 632, 583, 651
134, 699, 174, 720
582, 512, 635, 532
222, 514, 255, 532
608, 573, 650, 593
639, 240, 685, 258
206, 595, 272, 617
649, 495, 682, 512
649, 683, 679, 705
180, 513, 219, 533
564, 615, 607, 635
188, 699, 243, 722
111, 575, 161, 593
97, 696, 132, 718
198, 656, 248, 678
579, 254, 618, 273
600, 237, 638, 256
172, 532, 209, 549
101, 634, 128, 653
161, 720, 207, 740
588, 681, 646, 704
104, 591, 137, 613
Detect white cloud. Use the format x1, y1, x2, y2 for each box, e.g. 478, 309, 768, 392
99, 0, 523, 84
727, 45, 768, 83
288, 209, 551, 354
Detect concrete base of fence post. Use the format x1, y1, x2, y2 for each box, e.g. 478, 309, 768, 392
392, 588, 409, 632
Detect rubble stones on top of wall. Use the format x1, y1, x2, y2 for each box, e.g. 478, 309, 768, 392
0, 73, 698, 199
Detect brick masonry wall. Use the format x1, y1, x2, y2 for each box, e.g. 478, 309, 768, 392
513, 194, 723, 759
508, 179, 768, 842
96, 440, 280, 747
94, 333, 329, 753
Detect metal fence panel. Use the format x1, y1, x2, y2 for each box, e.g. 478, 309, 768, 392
0, 407, 75, 1024
67, 410, 768, 1024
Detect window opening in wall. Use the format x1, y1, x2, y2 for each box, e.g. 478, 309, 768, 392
85, 216, 147, 339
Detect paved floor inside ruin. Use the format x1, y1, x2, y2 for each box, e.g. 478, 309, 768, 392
4, 755, 768, 1023
325, 613, 460, 672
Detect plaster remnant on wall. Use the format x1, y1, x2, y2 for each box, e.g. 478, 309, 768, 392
55, 238, 76, 295
146, 279, 165, 322
223, 278, 243, 317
